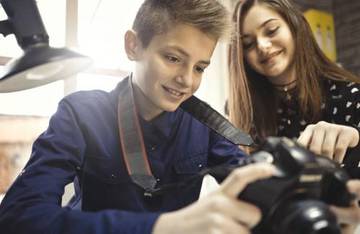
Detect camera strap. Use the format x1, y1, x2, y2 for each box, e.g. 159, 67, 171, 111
180, 96, 253, 146
117, 75, 157, 192
117, 75, 253, 196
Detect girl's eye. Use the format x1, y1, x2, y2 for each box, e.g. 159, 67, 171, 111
165, 55, 180, 63
243, 41, 254, 50
195, 66, 205, 74
267, 26, 279, 36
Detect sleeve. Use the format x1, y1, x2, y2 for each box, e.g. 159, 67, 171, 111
328, 81, 360, 130
329, 82, 360, 178
0, 99, 161, 234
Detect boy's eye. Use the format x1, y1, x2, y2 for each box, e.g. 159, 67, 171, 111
165, 55, 180, 63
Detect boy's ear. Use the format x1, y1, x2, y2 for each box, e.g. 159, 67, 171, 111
124, 30, 142, 61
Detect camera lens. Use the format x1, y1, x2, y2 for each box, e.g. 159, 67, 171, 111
271, 199, 341, 234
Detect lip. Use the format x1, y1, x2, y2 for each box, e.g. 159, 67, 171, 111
162, 85, 186, 99
260, 50, 283, 64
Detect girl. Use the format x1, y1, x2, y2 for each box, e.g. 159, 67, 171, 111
228, 0, 360, 163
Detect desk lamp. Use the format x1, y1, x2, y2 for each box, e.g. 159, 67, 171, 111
0, 0, 92, 92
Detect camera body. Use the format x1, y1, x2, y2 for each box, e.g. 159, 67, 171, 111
213, 137, 354, 234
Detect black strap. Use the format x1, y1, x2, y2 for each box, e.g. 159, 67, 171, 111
181, 96, 254, 146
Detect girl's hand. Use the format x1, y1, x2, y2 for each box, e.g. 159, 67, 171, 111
298, 121, 359, 162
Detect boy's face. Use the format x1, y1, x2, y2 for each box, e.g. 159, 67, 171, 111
125, 24, 217, 120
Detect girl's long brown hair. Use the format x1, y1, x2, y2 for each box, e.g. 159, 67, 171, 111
228, 0, 359, 142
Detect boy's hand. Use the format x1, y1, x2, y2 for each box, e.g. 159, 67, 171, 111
152, 163, 275, 234
297, 121, 359, 163
331, 180, 360, 234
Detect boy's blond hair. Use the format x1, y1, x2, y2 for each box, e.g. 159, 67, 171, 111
133, 0, 232, 48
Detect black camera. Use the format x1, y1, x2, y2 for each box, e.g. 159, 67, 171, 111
212, 137, 354, 234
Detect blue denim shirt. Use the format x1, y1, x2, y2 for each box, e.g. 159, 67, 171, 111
0, 77, 246, 234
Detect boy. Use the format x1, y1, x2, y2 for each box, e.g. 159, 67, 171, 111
0, 0, 275, 233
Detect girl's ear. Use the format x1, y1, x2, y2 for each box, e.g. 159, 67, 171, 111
124, 30, 142, 61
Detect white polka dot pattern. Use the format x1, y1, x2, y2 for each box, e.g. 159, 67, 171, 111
275, 79, 360, 139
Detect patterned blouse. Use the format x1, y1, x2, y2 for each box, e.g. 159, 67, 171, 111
275, 79, 360, 176
276, 79, 360, 139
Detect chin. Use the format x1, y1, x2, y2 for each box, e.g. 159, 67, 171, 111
162, 104, 180, 113
265, 68, 285, 78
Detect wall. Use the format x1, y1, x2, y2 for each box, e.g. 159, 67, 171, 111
195, 0, 232, 114
333, 0, 360, 75
292, 0, 332, 12
293, 0, 360, 76
0, 115, 48, 199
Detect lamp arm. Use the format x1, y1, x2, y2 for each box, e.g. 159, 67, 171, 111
0, 19, 13, 37
1, 0, 49, 50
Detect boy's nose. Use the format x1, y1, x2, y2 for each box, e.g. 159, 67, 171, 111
175, 68, 193, 87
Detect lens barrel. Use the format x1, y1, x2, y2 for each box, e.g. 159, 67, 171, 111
271, 199, 341, 234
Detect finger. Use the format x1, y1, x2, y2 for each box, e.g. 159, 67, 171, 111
334, 129, 353, 162
236, 224, 251, 234
330, 205, 360, 224
208, 195, 262, 228
330, 181, 360, 225
206, 214, 251, 234
219, 163, 275, 198
297, 125, 314, 147
341, 224, 358, 234
321, 129, 337, 159
308, 127, 326, 156
232, 199, 262, 228
346, 126, 360, 147
219, 220, 251, 234
347, 180, 360, 199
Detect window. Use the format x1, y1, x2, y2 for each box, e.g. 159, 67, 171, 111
0, 0, 230, 116
73, 0, 144, 92
78, 0, 143, 72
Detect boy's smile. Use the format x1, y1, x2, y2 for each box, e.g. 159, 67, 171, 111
125, 23, 217, 120
162, 85, 185, 99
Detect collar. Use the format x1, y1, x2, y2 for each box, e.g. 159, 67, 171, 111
112, 76, 181, 141
139, 110, 181, 141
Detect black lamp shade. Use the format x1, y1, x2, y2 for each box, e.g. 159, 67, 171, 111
0, 45, 92, 92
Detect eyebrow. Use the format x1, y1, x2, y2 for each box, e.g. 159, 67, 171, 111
258, 18, 278, 29
241, 18, 279, 38
164, 45, 211, 65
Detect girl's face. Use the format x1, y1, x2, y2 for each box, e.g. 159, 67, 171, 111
241, 4, 296, 85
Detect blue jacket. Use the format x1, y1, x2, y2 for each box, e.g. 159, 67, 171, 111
0, 77, 246, 234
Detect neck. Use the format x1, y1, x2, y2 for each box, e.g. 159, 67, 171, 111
272, 78, 297, 91
269, 61, 297, 89
131, 77, 163, 121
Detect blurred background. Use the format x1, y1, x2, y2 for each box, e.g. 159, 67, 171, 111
0, 0, 359, 211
